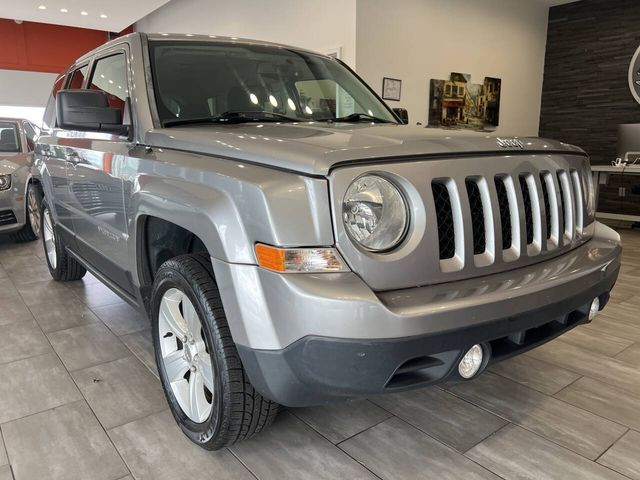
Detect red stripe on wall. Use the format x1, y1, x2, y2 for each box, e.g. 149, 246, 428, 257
0, 19, 110, 74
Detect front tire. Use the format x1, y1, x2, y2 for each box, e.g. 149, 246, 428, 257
12, 183, 42, 242
151, 253, 279, 450
41, 201, 87, 281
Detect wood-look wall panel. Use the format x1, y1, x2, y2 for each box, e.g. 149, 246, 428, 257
539, 0, 640, 165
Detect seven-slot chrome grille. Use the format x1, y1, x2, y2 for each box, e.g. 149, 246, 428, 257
330, 153, 594, 292
431, 167, 588, 269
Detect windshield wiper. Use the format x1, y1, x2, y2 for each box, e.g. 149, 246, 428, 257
163, 111, 300, 127
318, 113, 395, 124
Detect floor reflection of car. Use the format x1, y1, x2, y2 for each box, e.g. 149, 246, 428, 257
0, 118, 42, 241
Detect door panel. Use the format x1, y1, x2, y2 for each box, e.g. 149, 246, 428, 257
39, 143, 75, 236
66, 141, 132, 293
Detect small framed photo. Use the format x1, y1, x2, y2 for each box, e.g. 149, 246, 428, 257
382, 77, 402, 101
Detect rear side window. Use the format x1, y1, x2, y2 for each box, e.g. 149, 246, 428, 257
0, 122, 20, 152
42, 73, 66, 131
68, 65, 88, 89
89, 53, 129, 115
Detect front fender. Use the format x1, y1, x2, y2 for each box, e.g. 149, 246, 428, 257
125, 147, 334, 269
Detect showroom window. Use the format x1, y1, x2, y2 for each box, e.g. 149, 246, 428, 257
68, 65, 89, 89
89, 53, 129, 114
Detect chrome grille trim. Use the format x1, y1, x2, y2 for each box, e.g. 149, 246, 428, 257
557, 170, 574, 243
571, 169, 584, 233
434, 168, 586, 270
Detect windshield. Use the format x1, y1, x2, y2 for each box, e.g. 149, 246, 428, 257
148, 40, 397, 127
0, 122, 20, 152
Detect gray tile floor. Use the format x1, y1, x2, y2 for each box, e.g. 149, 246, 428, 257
0, 228, 639, 480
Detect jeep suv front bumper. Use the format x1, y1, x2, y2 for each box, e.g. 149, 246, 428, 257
213, 222, 621, 407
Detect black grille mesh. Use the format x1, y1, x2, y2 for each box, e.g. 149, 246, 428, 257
432, 182, 456, 259
519, 175, 534, 245
495, 177, 512, 250
0, 210, 17, 226
540, 174, 552, 240
466, 179, 486, 255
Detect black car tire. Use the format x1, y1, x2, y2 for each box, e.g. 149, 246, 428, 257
41, 200, 87, 281
151, 253, 279, 450
12, 183, 42, 243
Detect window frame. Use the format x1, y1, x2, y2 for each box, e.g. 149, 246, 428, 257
87, 50, 130, 115
66, 63, 90, 90
63, 43, 133, 139
22, 121, 37, 152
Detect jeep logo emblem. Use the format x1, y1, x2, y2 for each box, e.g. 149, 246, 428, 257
496, 137, 524, 149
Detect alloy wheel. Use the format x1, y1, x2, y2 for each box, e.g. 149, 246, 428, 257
42, 208, 57, 269
158, 288, 215, 423
27, 187, 41, 237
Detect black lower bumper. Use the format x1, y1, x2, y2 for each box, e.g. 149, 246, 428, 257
237, 266, 618, 407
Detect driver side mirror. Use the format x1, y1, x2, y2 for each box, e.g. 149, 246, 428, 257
56, 89, 129, 136
392, 108, 409, 125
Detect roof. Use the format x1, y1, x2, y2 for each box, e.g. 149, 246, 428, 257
73, 32, 328, 66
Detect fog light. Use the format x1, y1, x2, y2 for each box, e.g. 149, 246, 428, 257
589, 297, 600, 322
458, 344, 484, 379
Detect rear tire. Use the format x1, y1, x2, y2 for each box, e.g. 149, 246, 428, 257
41, 200, 86, 281
12, 183, 42, 243
151, 253, 279, 450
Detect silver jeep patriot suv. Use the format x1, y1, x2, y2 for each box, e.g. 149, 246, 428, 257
36, 33, 622, 449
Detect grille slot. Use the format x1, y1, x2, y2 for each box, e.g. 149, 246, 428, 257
495, 177, 512, 250
432, 181, 456, 260
519, 175, 535, 245
466, 179, 486, 255
0, 210, 17, 226
540, 173, 552, 240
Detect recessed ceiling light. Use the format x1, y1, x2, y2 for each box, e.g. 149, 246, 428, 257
99, 13, 107, 18
37, 5, 46, 10
60, 8, 68, 12
80, 10, 88, 15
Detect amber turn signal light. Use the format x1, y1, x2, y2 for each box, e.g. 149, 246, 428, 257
255, 244, 349, 273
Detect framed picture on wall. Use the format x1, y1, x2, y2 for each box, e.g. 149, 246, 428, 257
382, 77, 402, 101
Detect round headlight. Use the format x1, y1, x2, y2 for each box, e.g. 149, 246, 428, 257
342, 175, 408, 251
0, 175, 11, 191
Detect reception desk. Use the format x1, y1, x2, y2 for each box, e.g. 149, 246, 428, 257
592, 164, 640, 222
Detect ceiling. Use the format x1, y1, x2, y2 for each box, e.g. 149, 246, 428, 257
0, 0, 170, 32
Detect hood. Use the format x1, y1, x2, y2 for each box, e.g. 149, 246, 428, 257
0, 153, 22, 176
144, 123, 586, 176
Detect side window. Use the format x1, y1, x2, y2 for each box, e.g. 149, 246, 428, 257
42, 73, 65, 131
23, 122, 37, 152
68, 65, 88, 89
89, 53, 128, 115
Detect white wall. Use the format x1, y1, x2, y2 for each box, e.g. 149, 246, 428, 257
135, 0, 357, 67
355, 0, 549, 136
0, 69, 58, 108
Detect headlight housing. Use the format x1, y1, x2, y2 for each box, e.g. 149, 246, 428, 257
0, 175, 11, 191
342, 174, 408, 252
